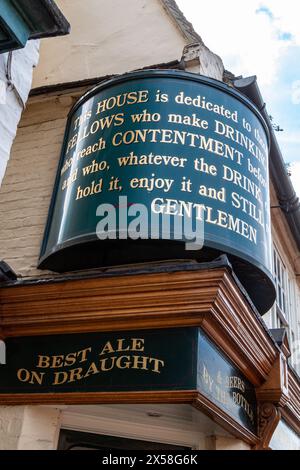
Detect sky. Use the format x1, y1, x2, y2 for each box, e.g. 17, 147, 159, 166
176, 0, 300, 196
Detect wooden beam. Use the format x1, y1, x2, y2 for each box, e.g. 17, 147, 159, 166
0, 267, 277, 385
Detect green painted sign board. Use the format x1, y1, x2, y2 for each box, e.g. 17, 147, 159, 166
197, 330, 257, 434
0, 328, 257, 434
0, 328, 197, 394
39, 70, 275, 313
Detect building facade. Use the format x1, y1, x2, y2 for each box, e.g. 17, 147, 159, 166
0, 0, 299, 450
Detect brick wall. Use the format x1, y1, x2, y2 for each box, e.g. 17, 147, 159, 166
0, 95, 69, 278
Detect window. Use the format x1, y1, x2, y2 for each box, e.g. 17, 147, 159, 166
273, 248, 289, 322
271, 245, 300, 375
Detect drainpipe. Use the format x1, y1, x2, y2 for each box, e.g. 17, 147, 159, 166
234, 76, 300, 252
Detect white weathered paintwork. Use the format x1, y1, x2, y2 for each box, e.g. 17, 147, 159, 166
0, 41, 40, 187
32, 0, 223, 88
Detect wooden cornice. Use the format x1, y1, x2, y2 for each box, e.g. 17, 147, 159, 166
1, 266, 300, 444
256, 402, 282, 450
193, 393, 259, 447
256, 354, 289, 407
0, 390, 197, 406
0, 267, 277, 386
282, 369, 300, 435
0, 388, 259, 446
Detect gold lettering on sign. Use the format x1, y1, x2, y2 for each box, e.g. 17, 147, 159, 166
17, 368, 45, 385
57, 83, 270, 256
16, 338, 165, 388
50, 354, 164, 385
36, 348, 92, 368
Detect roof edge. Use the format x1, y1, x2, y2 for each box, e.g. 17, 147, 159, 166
13, 0, 70, 40
234, 76, 300, 253
160, 0, 203, 44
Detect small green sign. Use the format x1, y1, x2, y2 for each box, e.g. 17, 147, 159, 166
198, 330, 257, 434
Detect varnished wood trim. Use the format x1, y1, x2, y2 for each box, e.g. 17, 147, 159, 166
1, 266, 299, 435
281, 407, 300, 436
0, 390, 197, 406
0, 268, 277, 386
0, 388, 259, 446
281, 370, 300, 435
193, 392, 259, 447
256, 402, 281, 450
286, 369, 300, 422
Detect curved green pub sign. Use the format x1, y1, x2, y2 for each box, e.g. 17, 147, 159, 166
39, 70, 276, 314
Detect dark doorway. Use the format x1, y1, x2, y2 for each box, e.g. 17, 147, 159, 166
58, 429, 190, 450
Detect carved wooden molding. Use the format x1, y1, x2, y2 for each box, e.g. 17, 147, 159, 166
256, 402, 281, 450
193, 393, 259, 446
281, 370, 300, 436
256, 354, 289, 407
0, 390, 196, 406
281, 407, 300, 437
256, 347, 300, 440
0, 267, 277, 385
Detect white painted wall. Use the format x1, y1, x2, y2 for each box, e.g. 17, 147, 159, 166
0, 41, 40, 187
32, 0, 187, 88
